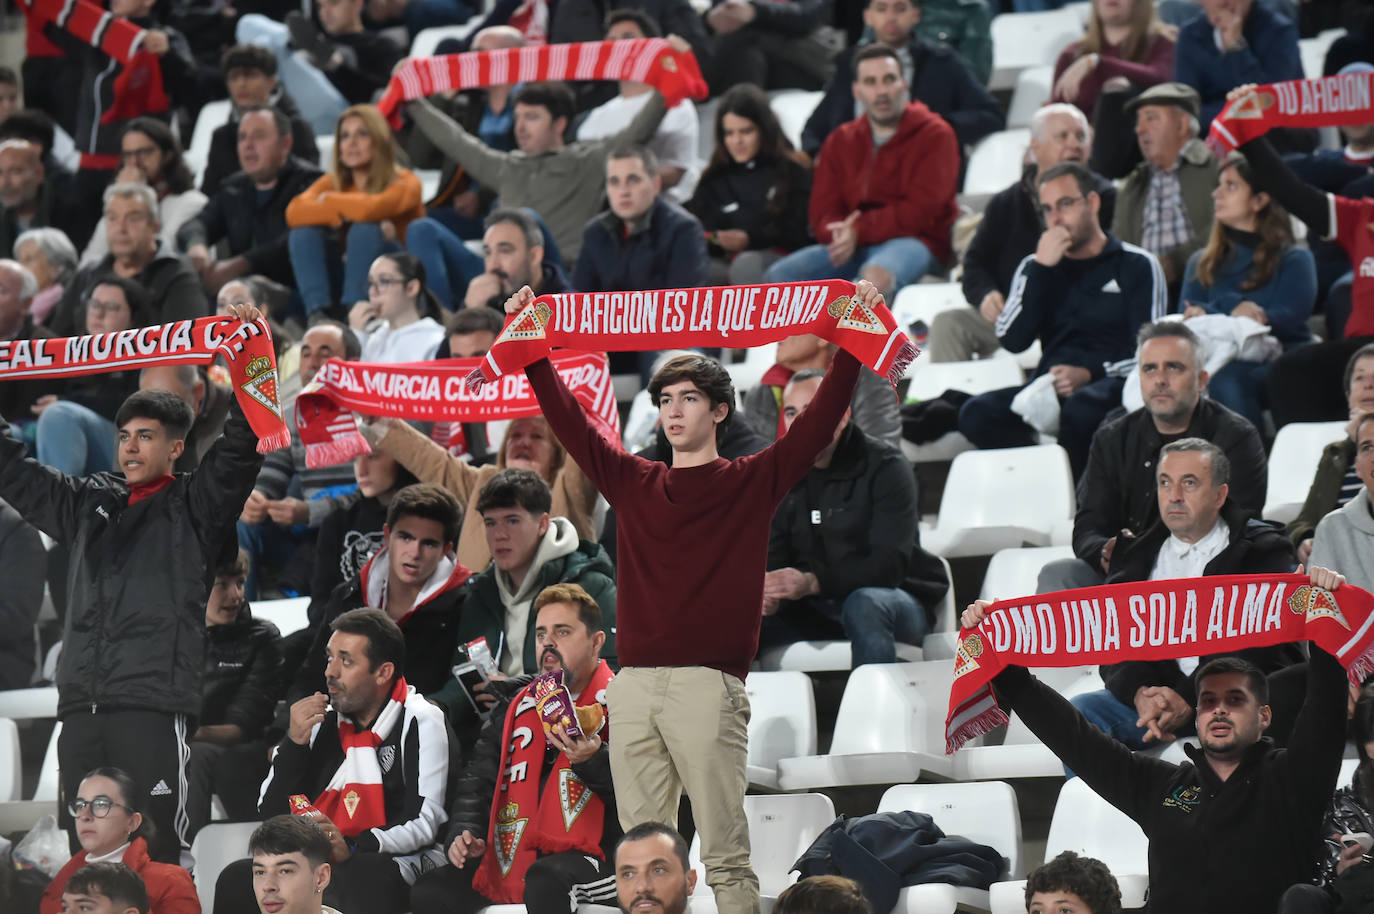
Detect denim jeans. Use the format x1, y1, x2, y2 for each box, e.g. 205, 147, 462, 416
402, 0, 473, 37
289, 222, 395, 316
404, 217, 484, 310
1206, 360, 1273, 429
36, 400, 116, 476
763, 237, 937, 291
236, 15, 348, 136
237, 519, 310, 600
759, 586, 929, 669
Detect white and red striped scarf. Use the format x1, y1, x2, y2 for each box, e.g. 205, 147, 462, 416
295, 351, 619, 468
315, 677, 409, 837
1207, 71, 1374, 155
377, 38, 707, 126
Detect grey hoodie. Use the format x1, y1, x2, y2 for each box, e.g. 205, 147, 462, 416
1311, 487, 1374, 594
495, 516, 578, 675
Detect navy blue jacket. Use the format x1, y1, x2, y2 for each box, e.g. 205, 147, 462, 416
801, 36, 1004, 157
996, 236, 1166, 380
1175, 3, 1303, 130
572, 196, 708, 293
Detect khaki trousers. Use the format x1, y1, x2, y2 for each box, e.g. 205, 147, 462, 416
928, 306, 1001, 362
607, 666, 759, 914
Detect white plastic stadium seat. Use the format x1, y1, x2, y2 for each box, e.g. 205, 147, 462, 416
921, 445, 1075, 558
744, 671, 817, 789
34, 721, 61, 801
1300, 29, 1347, 79
1263, 421, 1346, 524
1007, 65, 1054, 129
990, 776, 1149, 913
411, 21, 484, 58
192, 821, 263, 912
722, 341, 780, 396
879, 781, 1023, 914
890, 282, 968, 340
905, 357, 1024, 403
186, 99, 233, 188
954, 665, 1104, 780
768, 90, 823, 153
0, 686, 59, 720
251, 596, 311, 637
756, 641, 923, 672
990, 9, 1084, 90
0, 718, 20, 802
776, 660, 957, 789
964, 128, 1031, 195
688, 793, 836, 900
978, 545, 1077, 602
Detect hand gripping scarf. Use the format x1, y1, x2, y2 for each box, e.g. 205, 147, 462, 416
945, 574, 1374, 753
1207, 71, 1374, 156
473, 660, 615, 903
315, 676, 411, 836
377, 38, 708, 128
465, 281, 919, 393
294, 351, 620, 468
0, 316, 289, 453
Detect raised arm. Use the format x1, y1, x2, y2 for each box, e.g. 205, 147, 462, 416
0, 412, 96, 542
761, 348, 861, 502
407, 98, 512, 189
364, 416, 482, 504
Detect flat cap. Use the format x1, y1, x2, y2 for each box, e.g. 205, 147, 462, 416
1124, 82, 1202, 120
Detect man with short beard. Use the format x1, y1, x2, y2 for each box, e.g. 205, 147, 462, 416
411, 584, 619, 914
1039, 321, 1267, 593
460, 208, 570, 313
957, 161, 1166, 480
615, 823, 696, 914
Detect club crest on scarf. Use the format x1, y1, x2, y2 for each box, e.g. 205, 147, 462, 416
828, 294, 886, 336
953, 633, 985, 680
342, 789, 361, 820
239, 355, 282, 418
1227, 90, 1275, 119
559, 769, 592, 831
494, 801, 529, 876
502, 301, 554, 343
1289, 585, 1349, 630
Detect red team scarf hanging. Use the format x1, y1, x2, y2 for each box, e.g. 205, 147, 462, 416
295, 351, 620, 468
0, 316, 289, 453
945, 574, 1374, 753
466, 281, 919, 393
314, 677, 411, 836
1207, 70, 1374, 155
473, 660, 615, 903
377, 38, 708, 127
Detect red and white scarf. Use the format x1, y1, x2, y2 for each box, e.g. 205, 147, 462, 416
0, 316, 289, 453
1208, 71, 1374, 155
377, 38, 708, 127
468, 281, 919, 393
946, 574, 1374, 753
295, 351, 619, 468
473, 660, 615, 903
315, 677, 410, 837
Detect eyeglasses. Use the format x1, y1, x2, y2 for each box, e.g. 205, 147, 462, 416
69, 797, 132, 818
1038, 195, 1087, 217
87, 299, 130, 315
120, 146, 159, 161
367, 277, 405, 291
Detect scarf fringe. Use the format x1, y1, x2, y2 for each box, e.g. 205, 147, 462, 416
256, 428, 292, 455
887, 341, 920, 390
945, 706, 1008, 755
464, 367, 489, 392
1349, 646, 1374, 686
305, 435, 371, 469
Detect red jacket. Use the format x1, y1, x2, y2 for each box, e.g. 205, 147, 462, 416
809, 100, 960, 265
42, 837, 200, 914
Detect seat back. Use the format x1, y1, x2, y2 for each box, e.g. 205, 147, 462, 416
0, 718, 20, 802
251, 596, 312, 637
746, 671, 817, 771
1263, 421, 1345, 523
963, 128, 1032, 195
905, 357, 1025, 403
34, 721, 61, 802
979, 546, 1077, 602
890, 282, 968, 337
936, 445, 1075, 531
769, 90, 824, 152
192, 821, 264, 913
879, 781, 1023, 879
1007, 65, 1053, 128
1001, 667, 1102, 745
689, 793, 836, 896
989, 10, 1084, 88
186, 100, 232, 188
829, 662, 952, 756
1044, 777, 1148, 876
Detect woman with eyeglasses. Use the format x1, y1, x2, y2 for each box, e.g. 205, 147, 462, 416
81, 118, 208, 266
347, 252, 445, 363
40, 767, 199, 914
287, 104, 425, 324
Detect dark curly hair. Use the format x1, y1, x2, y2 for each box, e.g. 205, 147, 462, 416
1024, 851, 1121, 914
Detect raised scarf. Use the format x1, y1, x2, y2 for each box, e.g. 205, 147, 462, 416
945, 574, 1374, 753
377, 38, 707, 127
474, 660, 615, 902
1207, 71, 1374, 155
0, 316, 289, 453
295, 351, 619, 468
315, 676, 410, 837
467, 281, 919, 393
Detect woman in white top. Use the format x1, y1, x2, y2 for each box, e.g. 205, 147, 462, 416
81, 118, 207, 265
349, 251, 445, 362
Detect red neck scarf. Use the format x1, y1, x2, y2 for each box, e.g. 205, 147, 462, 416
295, 351, 619, 468
468, 281, 918, 392
474, 660, 615, 902
316, 677, 410, 836
946, 574, 1374, 753
1208, 72, 1374, 155
0, 317, 289, 453
378, 38, 707, 127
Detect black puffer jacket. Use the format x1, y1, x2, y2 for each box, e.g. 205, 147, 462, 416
446, 675, 619, 859
202, 603, 284, 738
0, 401, 263, 718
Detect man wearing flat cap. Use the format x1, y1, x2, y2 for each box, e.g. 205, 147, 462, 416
1112, 83, 1220, 295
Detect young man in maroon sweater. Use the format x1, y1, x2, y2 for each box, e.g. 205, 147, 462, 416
506, 281, 878, 914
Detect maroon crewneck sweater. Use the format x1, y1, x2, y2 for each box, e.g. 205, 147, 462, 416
527, 350, 862, 681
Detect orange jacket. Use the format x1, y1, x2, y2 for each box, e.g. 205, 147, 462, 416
42, 837, 200, 914
285, 169, 425, 242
